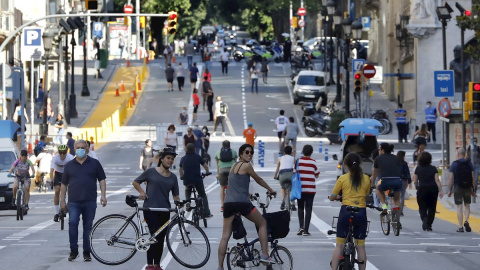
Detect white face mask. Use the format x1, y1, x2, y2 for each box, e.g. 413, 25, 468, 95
182, 110, 186, 113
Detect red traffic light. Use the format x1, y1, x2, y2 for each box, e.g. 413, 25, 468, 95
474, 83, 480, 91
465, 10, 472, 16
169, 13, 177, 20
354, 73, 361, 79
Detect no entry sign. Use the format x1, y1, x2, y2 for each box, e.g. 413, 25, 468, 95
363, 64, 376, 79
124, 4, 134, 13
298, 7, 306, 16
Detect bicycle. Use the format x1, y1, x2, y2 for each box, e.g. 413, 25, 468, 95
327, 201, 381, 270
89, 195, 210, 268
227, 192, 293, 270
185, 172, 212, 228
380, 188, 401, 236
7, 174, 29, 221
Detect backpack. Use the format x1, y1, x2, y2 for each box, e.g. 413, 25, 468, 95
220, 102, 229, 114
34, 144, 43, 156
219, 148, 233, 162
454, 160, 473, 189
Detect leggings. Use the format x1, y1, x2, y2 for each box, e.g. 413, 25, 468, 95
297, 193, 315, 232
416, 187, 438, 228
177, 77, 185, 90
144, 211, 170, 265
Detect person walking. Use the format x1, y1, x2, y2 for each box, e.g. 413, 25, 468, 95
282, 117, 299, 157
54, 114, 65, 145
250, 62, 260, 94
183, 127, 197, 153
201, 75, 212, 111
425, 101, 437, 143
139, 139, 154, 171
329, 153, 370, 270
215, 140, 237, 212
203, 68, 212, 83
60, 139, 107, 261
275, 110, 289, 153
192, 124, 204, 155
204, 47, 212, 70
192, 88, 200, 122
413, 151, 443, 231
466, 137, 480, 191
397, 151, 411, 215
246, 56, 254, 83
220, 48, 230, 75
175, 62, 186, 91
217, 144, 277, 270
178, 107, 188, 125
185, 40, 195, 68
93, 40, 103, 79
207, 87, 215, 122
189, 62, 200, 91
163, 44, 173, 66
50, 144, 74, 222
243, 122, 257, 148
179, 143, 212, 218
212, 96, 227, 137
165, 63, 175, 92
202, 126, 211, 154
260, 57, 269, 84
395, 103, 408, 143
66, 132, 75, 155
448, 148, 476, 232
273, 145, 296, 211
164, 124, 178, 152
118, 33, 125, 59
412, 123, 430, 163
132, 147, 180, 270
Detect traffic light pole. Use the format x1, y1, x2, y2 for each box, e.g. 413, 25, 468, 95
461, 25, 466, 150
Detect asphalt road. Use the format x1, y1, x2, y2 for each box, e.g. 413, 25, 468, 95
0, 59, 479, 270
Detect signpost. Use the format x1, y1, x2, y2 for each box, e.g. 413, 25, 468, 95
298, 7, 306, 16
434, 70, 455, 97
362, 64, 376, 79
298, 19, 305, 28
352, 59, 365, 73
124, 4, 134, 13
21, 27, 44, 62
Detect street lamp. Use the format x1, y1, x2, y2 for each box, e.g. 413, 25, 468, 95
321, 6, 328, 73
326, 0, 336, 85
342, 15, 353, 114
41, 30, 55, 135
67, 12, 84, 118
351, 19, 363, 41
333, 9, 343, 102
456, 1, 467, 150
436, 3, 453, 70
79, 0, 90, 97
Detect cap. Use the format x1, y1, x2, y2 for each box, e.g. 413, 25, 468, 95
248, 122, 253, 126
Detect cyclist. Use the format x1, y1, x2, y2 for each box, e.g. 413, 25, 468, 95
217, 143, 277, 270
179, 143, 212, 218
370, 143, 403, 220
7, 150, 35, 210
132, 147, 180, 270
35, 146, 53, 188
50, 144, 74, 222
329, 153, 370, 270
282, 117, 299, 157
273, 145, 296, 211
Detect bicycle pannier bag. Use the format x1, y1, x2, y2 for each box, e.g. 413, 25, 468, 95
232, 214, 247, 240
265, 210, 290, 239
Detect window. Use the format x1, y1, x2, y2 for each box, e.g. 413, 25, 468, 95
297, 75, 325, 86
1, 0, 8, 11
0, 151, 16, 171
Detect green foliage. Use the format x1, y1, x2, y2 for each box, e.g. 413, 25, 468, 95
328, 111, 349, 133
456, 3, 480, 60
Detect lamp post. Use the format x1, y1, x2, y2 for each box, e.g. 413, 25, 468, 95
456, 2, 467, 150
333, 9, 343, 102
321, 6, 327, 72
342, 15, 352, 114
326, 0, 336, 85
41, 31, 55, 135
436, 3, 453, 70
80, 0, 90, 97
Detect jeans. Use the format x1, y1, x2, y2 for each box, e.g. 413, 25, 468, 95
397, 123, 408, 143
185, 183, 211, 215
297, 193, 315, 233
372, 177, 381, 207
214, 116, 225, 133
205, 60, 211, 71
474, 165, 480, 189
427, 122, 436, 142
54, 128, 65, 145
400, 180, 408, 212
195, 146, 202, 156
68, 201, 97, 253
187, 55, 193, 68
251, 78, 258, 93
221, 61, 229, 74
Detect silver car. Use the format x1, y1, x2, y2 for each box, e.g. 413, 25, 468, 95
292, 70, 328, 105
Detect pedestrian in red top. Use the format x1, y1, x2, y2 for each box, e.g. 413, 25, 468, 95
192, 88, 200, 122
203, 67, 211, 82
295, 144, 319, 236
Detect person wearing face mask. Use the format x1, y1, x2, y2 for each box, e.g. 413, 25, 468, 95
192, 124, 204, 155
60, 140, 107, 262
467, 137, 480, 192
424, 101, 437, 144
178, 107, 188, 125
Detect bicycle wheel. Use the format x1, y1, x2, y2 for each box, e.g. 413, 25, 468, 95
89, 214, 139, 265
166, 218, 210, 269
377, 119, 388, 135
380, 213, 390, 236
16, 192, 23, 221
270, 245, 293, 270
192, 209, 200, 227
227, 246, 247, 270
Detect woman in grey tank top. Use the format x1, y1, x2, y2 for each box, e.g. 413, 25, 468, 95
217, 144, 277, 270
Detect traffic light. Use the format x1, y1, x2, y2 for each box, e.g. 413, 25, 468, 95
353, 71, 363, 99
469, 82, 480, 111
292, 17, 298, 28
85, 0, 98, 10
167, 11, 178, 35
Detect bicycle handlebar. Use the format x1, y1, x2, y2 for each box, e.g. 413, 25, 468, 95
366, 204, 383, 212
201, 172, 212, 178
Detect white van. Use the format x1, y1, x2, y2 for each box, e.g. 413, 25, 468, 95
0, 138, 20, 209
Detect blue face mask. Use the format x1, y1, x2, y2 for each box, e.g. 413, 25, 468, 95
76, 149, 86, 158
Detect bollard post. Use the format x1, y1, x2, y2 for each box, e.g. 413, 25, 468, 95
319, 141, 323, 153
325, 148, 328, 161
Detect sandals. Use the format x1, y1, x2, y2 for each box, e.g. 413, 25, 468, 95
457, 227, 464, 232
464, 221, 472, 232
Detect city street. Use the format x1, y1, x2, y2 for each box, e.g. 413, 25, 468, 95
0, 58, 479, 270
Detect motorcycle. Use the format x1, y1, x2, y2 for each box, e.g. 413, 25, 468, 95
265, 42, 283, 63
233, 46, 246, 62
301, 99, 336, 137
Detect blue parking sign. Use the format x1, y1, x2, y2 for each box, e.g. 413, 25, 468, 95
93, 22, 103, 38
24, 29, 41, 46
434, 70, 455, 97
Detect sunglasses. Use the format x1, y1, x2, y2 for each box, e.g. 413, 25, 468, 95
58, 152, 67, 155
244, 150, 254, 155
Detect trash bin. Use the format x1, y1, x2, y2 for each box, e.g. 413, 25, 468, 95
100, 49, 108, 69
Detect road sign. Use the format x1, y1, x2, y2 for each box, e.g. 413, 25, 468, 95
124, 4, 133, 13
298, 7, 307, 16
298, 19, 305, 28
363, 64, 376, 79
438, 98, 452, 117
93, 22, 103, 38
21, 27, 44, 61
361, 17, 371, 31
370, 66, 383, 84
352, 59, 365, 73
434, 70, 455, 97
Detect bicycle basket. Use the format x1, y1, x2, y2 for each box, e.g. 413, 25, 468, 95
125, 195, 138, 208
265, 210, 290, 239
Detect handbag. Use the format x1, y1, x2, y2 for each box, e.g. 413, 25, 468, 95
232, 213, 247, 240
290, 158, 302, 202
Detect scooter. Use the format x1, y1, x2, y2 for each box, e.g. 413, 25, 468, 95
301, 99, 334, 137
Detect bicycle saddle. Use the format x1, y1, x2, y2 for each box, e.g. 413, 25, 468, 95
346, 206, 360, 213
388, 189, 395, 197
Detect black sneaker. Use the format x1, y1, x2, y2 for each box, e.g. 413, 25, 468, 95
83, 252, 91, 262
464, 221, 472, 232
291, 205, 297, 211
296, 228, 304, 236
302, 231, 311, 236
54, 214, 59, 222
68, 250, 79, 261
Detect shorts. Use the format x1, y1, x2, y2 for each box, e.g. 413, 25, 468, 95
279, 171, 293, 188
377, 177, 402, 192
193, 105, 198, 114
14, 177, 31, 188
218, 167, 231, 187
167, 79, 173, 83
454, 185, 472, 205
285, 137, 297, 147
415, 137, 427, 146
53, 172, 63, 187
223, 202, 256, 218
336, 205, 367, 245
190, 78, 197, 83
277, 131, 283, 139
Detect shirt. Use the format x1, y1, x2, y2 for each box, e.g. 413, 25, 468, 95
275, 116, 289, 132
193, 93, 200, 106
279, 155, 294, 170
190, 67, 199, 79
36, 152, 53, 173
374, 154, 400, 179
51, 153, 74, 173
184, 134, 196, 146
332, 173, 371, 207
250, 66, 260, 79
185, 43, 195, 56
165, 67, 175, 80
220, 51, 229, 62
192, 129, 204, 148
215, 148, 238, 169
215, 101, 226, 117
134, 168, 179, 208
297, 157, 319, 194
165, 131, 177, 147
67, 138, 75, 155
13, 159, 34, 178
176, 66, 185, 78
61, 156, 106, 202
414, 165, 438, 188
285, 123, 299, 139
179, 154, 205, 185
243, 128, 256, 146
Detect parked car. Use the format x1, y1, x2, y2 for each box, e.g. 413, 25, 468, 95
0, 137, 21, 210
292, 70, 328, 105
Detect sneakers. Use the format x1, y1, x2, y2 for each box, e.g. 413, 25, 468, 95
302, 231, 311, 236
220, 206, 224, 212
54, 214, 59, 222
68, 250, 79, 261
381, 204, 388, 214
260, 255, 276, 264
291, 205, 297, 211
457, 227, 464, 233
296, 228, 304, 235
83, 252, 91, 262
464, 221, 472, 232
280, 201, 285, 210
25, 204, 29, 210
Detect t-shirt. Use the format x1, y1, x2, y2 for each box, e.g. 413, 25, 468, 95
13, 159, 34, 178
141, 147, 154, 167
67, 138, 75, 155
36, 152, 53, 173
207, 91, 214, 104
374, 154, 400, 179
279, 155, 294, 170
297, 157, 320, 194
414, 165, 438, 189
165, 67, 175, 80
61, 156, 106, 202
250, 66, 260, 79
220, 51, 229, 62
285, 123, 299, 139
55, 119, 64, 131
215, 148, 238, 168
193, 93, 200, 106
275, 116, 289, 132
176, 66, 185, 78
202, 81, 211, 94
183, 134, 196, 146
190, 66, 199, 79
185, 43, 195, 56
449, 158, 473, 185
332, 173, 371, 207
215, 101, 226, 117
243, 128, 256, 146
134, 168, 179, 208
51, 153, 74, 173
179, 154, 205, 185
203, 72, 211, 82
165, 131, 177, 147
192, 129, 204, 148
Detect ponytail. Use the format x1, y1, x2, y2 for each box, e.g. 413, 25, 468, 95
344, 153, 363, 189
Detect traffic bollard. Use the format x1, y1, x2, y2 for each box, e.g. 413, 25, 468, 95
325, 148, 328, 161
319, 141, 323, 153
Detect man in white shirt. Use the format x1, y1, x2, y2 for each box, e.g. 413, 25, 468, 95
219, 48, 230, 75
212, 96, 227, 137
35, 147, 53, 188
275, 110, 289, 152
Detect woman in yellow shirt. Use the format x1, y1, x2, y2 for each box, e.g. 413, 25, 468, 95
329, 153, 371, 270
